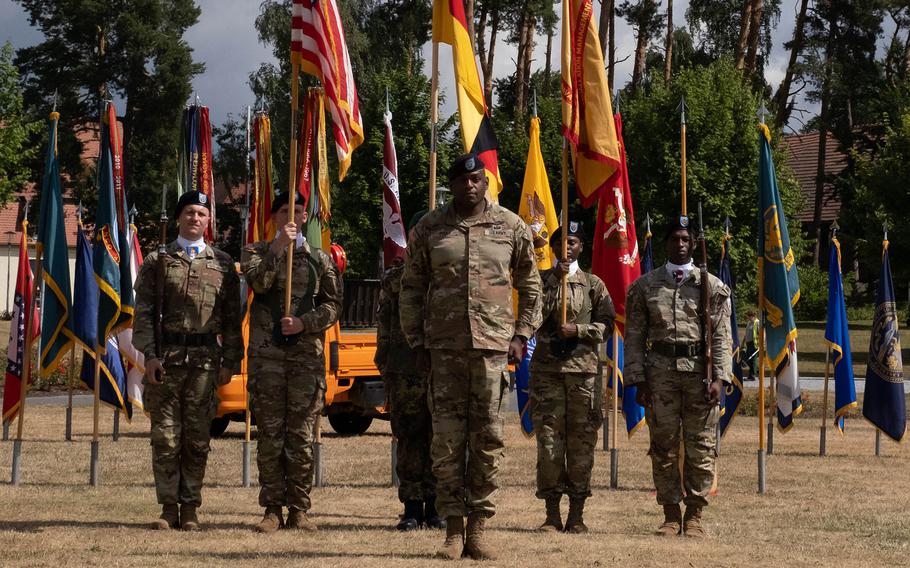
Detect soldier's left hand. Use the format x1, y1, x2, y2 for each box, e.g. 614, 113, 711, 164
558, 323, 578, 338
706, 380, 722, 405
280, 316, 304, 335
508, 336, 526, 364
217, 367, 234, 386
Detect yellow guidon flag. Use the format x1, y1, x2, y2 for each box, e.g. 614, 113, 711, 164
432, 0, 503, 199
518, 117, 559, 270
561, 0, 621, 203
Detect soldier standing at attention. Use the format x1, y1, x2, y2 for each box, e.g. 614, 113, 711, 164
375, 211, 445, 531
400, 153, 542, 561
624, 216, 732, 538
133, 190, 242, 531
530, 221, 615, 534
242, 191, 342, 533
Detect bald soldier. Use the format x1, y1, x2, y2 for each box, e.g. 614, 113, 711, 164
133, 190, 243, 531
400, 153, 542, 560
624, 216, 732, 538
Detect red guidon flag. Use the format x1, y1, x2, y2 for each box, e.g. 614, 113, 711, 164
2, 221, 40, 424
561, 0, 621, 205
591, 111, 640, 331
197, 106, 216, 240
291, 0, 364, 181
432, 0, 503, 199
382, 107, 406, 267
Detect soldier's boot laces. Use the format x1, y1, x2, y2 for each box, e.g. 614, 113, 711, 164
152, 504, 179, 530
464, 512, 497, 561
396, 500, 422, 532
286, 508, 318, 531
655, 504, 682, 537
179, 505, 201, 532
435, 516, 464, 560
423, 497, 447, 530
565, 498, 588, 534
683, 505, 707, 538
538, 496, 563, 532
255, 506, 284, 533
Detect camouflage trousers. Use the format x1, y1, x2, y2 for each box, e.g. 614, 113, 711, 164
385, 371, 436, 502
429, 349, 507, 518
144, 366, 219, 507
249, 352, 326, 511
529, 371, 600, 499
643, 369, 719, 507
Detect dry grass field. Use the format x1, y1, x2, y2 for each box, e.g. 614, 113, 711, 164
0, 403, 908, 568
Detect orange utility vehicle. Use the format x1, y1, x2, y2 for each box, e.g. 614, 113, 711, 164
211, 278, 385, 437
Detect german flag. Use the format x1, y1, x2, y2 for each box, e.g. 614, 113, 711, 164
433, 0, 503, 199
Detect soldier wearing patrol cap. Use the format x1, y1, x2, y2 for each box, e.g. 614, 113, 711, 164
133, 190, 243, 531
624, 215, 732, 538
530, 220, 615, 534
241, 190, 342, 533
400, 152, 542, 560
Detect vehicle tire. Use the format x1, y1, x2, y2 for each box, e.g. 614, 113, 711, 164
328, 412, 373, 436
210, 416, 231, 438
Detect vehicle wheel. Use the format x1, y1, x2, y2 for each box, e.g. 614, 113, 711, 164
210, 416, 231, 438
328, 412, 373, 436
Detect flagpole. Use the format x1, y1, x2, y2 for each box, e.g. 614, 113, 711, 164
428, 38, 440, 211
11, 222, 40, 486
285, 61, 300, 316
610, 325, 619, 489
679, 97, 688, 216
90, 340, 102, 486
242, 104, 252, 488
65, 344, 76, 441
819, 347, 831, 456
757, 256, 766, 494
560, 139, 569, 325
874, 222, 888, 457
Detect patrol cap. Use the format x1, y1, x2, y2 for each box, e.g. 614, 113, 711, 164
408, 209, 427, 231
663, 215, 695, 241
271, 190, 307, 213
174, 191, 211, 218
447, 152, 485, 181
549, 220, 586, 248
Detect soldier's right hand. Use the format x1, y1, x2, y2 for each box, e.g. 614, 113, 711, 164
555, 258, 571, 276
270, 222, 299, 254
635, 383, 652, 408
145, 358, 166, 385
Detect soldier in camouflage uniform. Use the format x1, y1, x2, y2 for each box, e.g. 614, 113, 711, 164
624, 216, 732, 538
375, 221, 444, 531
241, 191, 342, 533
530, 221, 615, 534
134, 191, 243, 531
400, 153, 542, 561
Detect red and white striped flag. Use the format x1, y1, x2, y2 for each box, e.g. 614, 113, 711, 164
117, 225, 145, 412
382, 107, 406, 268
291, 0, 364, 181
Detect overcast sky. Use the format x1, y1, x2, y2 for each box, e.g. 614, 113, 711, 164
2, 0, 821, 135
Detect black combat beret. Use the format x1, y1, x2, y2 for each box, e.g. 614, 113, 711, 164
447, 152, 485, 181
663, 215, 696, 241
174, 191, 211, 218
549, 220, 586, 248
271, 190, 307, 214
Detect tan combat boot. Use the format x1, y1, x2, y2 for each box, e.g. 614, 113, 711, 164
435, 516, 465, 560
538, 496, 563, 532
255, 506, 284, 533
683, 505, 707, 538
565, 497, 588, 534
179, 504, 201, 531
464, 512, 497, 561
151, 504, 179, 530
655, 504, 682, 536
286, 508, 318, 531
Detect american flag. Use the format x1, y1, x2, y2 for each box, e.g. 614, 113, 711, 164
291, 0, 363, 181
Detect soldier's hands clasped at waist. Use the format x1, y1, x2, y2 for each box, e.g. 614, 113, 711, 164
145, 358, 166, 385
270, 222, 299, 255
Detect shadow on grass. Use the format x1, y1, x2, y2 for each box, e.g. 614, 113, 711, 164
154, 550, 435, 561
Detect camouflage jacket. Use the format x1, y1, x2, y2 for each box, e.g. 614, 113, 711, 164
133, 241, 243, 371
530, 268, 615, 373
400, 199, 542, 351
374, 263, 417, 375
624, 264, 732, 385
241, 239, 342, 360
